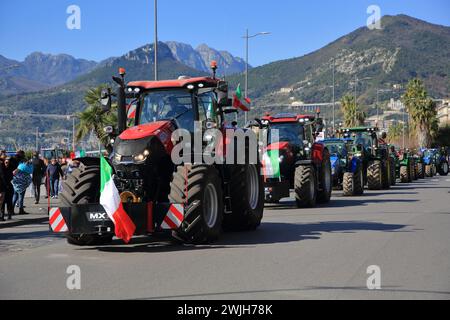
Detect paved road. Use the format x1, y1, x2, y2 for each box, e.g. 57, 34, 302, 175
1, 177, 449, 300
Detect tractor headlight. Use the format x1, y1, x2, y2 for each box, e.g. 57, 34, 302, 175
113, 153, 122, 163
133, 149, 151, 164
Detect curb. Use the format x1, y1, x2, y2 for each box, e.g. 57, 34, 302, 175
0, 216, 48, 229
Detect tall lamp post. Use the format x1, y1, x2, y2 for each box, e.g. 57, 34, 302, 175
154, 0, 158, 81
243, 29, 270, 124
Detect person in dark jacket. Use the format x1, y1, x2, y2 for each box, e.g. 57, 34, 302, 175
47, 158, 64, 199
1, 157, 14, 220
31, 152, 46, 204
0, 158, 6, 221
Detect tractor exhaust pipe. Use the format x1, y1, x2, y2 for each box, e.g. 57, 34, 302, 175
113, 68, 127, 134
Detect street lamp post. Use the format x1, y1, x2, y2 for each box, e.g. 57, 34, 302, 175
154, 0, 158, 81
243, 30, 270, 124
332, 58, 336, 132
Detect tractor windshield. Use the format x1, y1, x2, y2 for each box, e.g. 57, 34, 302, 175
140, 90, 195, 131
268, 123, 303, 146
350, 132, 372, 149
324, 142, 347, 157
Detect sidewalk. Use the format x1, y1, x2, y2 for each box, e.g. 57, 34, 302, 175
0, 197, 61, 229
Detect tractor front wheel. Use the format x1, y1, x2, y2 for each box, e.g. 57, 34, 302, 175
169, 164, 223, 244
367, 160, 383, 190
317, 149, 332, 204
438, 161, 449, 176
294, 165, 317, 208
61, 161, 113, 246
425, 165, 433, 177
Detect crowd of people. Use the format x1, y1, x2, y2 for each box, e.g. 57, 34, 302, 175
0, 150, 73, 222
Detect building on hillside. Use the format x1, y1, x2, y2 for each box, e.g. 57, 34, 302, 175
437, 99, 450, 127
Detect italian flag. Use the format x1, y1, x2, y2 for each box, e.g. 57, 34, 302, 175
100, 157, 136, 243
262, 150, 281, 179
233, 84, 251, 112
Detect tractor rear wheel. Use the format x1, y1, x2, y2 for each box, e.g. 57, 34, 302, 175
223, 164, 264, 231
169, 164, 223, 244
317, 149, 332, 204
61, 161, 113, 246
367, 160, 383, 190
438, 161, 449, 176
294, 165, 317, 208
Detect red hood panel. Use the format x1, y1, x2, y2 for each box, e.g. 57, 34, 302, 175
267, 142, 290, 151
119, 121, 171, 140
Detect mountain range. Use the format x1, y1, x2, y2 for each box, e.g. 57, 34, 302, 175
0, 42, 247, 95
0, 14, 449, 149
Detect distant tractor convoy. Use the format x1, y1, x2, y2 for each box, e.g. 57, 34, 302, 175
46, 65, 449, 246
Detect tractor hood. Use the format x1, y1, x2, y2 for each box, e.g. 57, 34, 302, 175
119, 121, 172, 141
266, 142, 290, 151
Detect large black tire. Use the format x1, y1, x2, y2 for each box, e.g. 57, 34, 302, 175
223, 164, 264, 231
381, 161, 391, 190
342, 165, 364, 197
400, 166, 409, 183
367, 160, 383, 190
294, 165, 317, 208
417, 163, 425, 179
169, 164, 223, 244
61, 162, 113, 246
390, 158, 397, 186
317, 149, 332, 204
425, 165, 433, 177
438, 161, 449, 176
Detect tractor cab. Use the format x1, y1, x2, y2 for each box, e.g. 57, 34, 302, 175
256, 112, 332, 207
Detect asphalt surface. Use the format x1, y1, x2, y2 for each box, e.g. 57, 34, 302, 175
0, 177, 449, 300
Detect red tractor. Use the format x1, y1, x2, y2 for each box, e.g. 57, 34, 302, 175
52, 64, 264, 245
258, 113, 332, 207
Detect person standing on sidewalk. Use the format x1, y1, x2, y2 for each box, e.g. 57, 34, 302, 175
0, 157, 6, 221
1, 157, 14, 220
12, 159, 33, 215
31, 152, 46, 204
47, 158, 63, 199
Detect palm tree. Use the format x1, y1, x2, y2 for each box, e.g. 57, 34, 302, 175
341, 94, 366, 127
76, 85, 117, 148
401, 79, 437, 148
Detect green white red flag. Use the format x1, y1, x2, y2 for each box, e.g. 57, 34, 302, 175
100, 157, 136, 243
233, 84, 251, 112
262, 149, 281, 179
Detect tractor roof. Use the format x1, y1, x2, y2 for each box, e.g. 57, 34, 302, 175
339, 127, 378, 133
128, 77, 219, 90
262, 113, 315, 123
322, 138, 347, 143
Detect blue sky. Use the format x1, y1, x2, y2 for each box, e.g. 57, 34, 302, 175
0, 0, 449, 66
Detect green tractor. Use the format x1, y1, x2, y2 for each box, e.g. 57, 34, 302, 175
413, 151, 426, 179
397, 149, 416, 183
338, 127, 392, 190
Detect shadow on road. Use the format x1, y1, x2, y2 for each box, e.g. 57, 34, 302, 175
85, 220, 408, 253
266, 198, 419, 210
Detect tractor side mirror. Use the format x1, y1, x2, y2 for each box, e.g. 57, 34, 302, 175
100, 88, 112, 112
104, 126, 114, 134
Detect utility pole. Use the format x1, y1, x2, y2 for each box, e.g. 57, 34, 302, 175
154, 0, 158, 81
242, 29, 270, 125
72, 117, 76, 152
35, 127, 39, 152
332, 58, 336, 133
